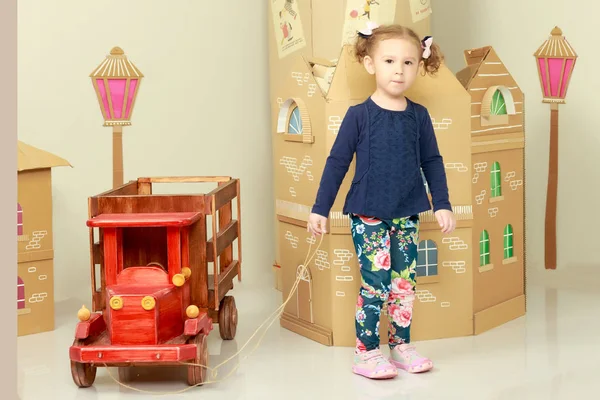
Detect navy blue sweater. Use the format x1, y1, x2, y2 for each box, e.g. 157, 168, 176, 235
311, 97, 452, 220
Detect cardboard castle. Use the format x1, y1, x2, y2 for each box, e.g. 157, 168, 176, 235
17, 141, 71, 336
268, 0, 526, 347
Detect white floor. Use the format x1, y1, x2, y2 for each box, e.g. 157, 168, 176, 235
17, 267, 600, 400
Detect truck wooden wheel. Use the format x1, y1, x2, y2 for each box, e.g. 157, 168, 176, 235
70, 339, 97, 388
218, 295, 238, 340
186, 333, 208, 386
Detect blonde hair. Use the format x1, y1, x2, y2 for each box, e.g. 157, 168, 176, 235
354, 24, 444, 76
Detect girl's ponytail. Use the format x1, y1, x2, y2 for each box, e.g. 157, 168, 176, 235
421, 36, 444, 76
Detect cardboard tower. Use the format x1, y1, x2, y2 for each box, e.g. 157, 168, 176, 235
17, 141, 72, 336
268, 0, 525, 346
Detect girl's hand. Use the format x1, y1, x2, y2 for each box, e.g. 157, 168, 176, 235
435, 209, 456, 234
307, 213, 328, 236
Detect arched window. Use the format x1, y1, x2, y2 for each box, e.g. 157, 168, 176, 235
503, 224, 514, 259
491, 161, 502, 197
480, 230, 490, 267
17, 203, 23, 236
480, 85, 516, 126
416, 240, 438, 277
276, 98, 314, 144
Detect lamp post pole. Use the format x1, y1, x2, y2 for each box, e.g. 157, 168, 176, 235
534, 27, 577, 270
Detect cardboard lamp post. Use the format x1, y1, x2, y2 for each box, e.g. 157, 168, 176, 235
533, 27, 577, 270
90, 47, 143, 189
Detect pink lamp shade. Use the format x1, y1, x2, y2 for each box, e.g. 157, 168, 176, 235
90, 47, 143, 126
534, 27, 577, 103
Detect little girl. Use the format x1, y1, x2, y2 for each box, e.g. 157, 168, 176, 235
307, 23, 456, 380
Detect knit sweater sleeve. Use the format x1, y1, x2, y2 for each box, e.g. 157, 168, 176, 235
419, 106, 452, 212
311, 106, 361, 218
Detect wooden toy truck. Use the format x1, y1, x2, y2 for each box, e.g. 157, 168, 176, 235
69, 176, 242, 388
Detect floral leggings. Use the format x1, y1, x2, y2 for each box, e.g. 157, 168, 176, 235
350, 214, 419, 353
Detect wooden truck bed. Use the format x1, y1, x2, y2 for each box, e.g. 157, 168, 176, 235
87, 176, 242, 319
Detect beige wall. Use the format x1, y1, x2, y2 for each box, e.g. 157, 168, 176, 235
432, 0, 596, 272
17, 0, 273, 302
17, 0, 597, 305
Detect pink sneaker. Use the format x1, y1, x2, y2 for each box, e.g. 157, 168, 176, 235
352, 349, 398, 379
389, 344, 433, 373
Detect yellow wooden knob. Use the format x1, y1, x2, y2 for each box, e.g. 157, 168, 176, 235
186, 305, 200, 319
182, 267, 192, 279
110, 296, 123, 310
77, 305, 91, 321
141, 296, 156, 311
172, 274, 185, 287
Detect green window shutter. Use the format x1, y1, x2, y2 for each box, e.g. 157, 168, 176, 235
503, 224, 514, 259
491, 161, 502, 197
491, 89, 507, 115
480, 230, 490, 266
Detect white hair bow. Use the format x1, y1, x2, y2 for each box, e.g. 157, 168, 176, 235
358, 21, 380, 38
422, 36, 433, 59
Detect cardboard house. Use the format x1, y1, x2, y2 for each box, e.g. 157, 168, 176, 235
17, 141, 71, 336
269, 0, 525, 347
455, 46, 526, 334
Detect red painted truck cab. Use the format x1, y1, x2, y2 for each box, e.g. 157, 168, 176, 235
69, 176, 242, 389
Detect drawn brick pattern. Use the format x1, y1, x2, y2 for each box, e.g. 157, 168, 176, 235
504, 171, 523, 190
328, 116, 342, 135
476, 190, 486, 205
29, 292, 48, 304
445, 162, 468, 172
442, 261, 467, 274
38, 275, 48, 281
336, 291, 346, 297
285, 231, 299, 248
334, 249, 354, 283
279, 155, 313, 182
26, 230, 47, 250
289, 187, 297, 197
27, 267, 36, 273
306, 235, 316, 245
441, 302, 451, 308
315, 250, 330, 271
431, 117, 453, 130
277, 97, 283, 108
442, 237, 468, 251
333, 249, 353, 265
472, 172, 479, 184
291, 71, 310, 86
510, 180, 523, 191
416, 289, 437, 303
488, 207, 499, 218
474, 162, 488, 173
308, 83, 317, 97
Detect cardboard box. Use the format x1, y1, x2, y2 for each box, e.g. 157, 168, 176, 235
268, 2, 525, 347
17, 141, 71, 336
